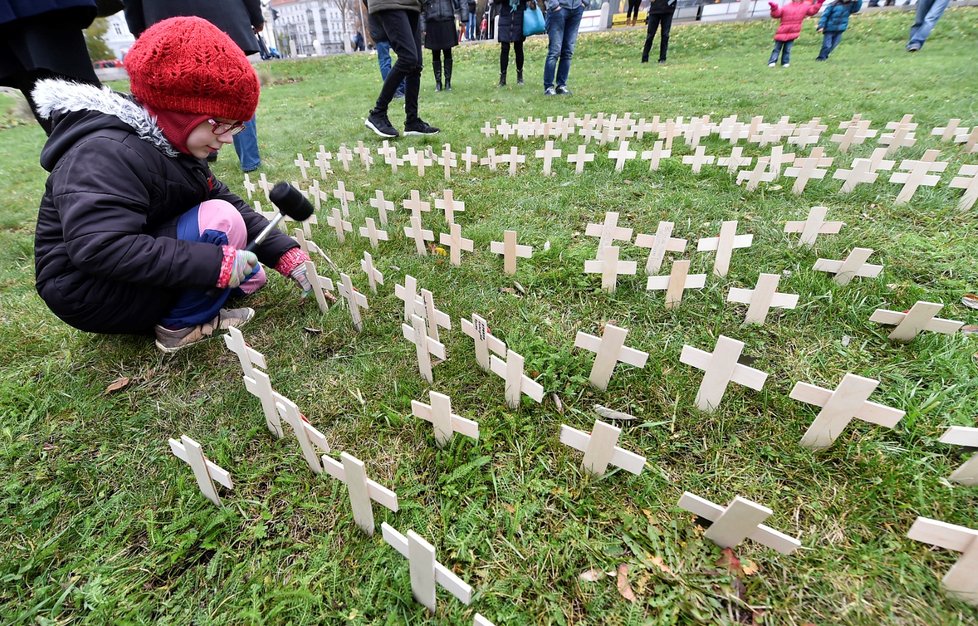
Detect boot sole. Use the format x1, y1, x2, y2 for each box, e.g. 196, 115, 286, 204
365, 119, 398, 138
404, 129, 440, 136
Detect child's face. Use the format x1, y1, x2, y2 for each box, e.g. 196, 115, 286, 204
185, 118, 239, 159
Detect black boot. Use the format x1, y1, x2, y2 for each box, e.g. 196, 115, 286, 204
498, 71, 506, 87
445, 56, 453, 91
517, 69, 524, 85
435, 69, 443, 91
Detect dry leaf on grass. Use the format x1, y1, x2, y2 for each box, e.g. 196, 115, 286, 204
717, 547, 742, 574
616, 564, 637, 603
104, 377, 131, 395
579, 568, 604, 582
649, 556, 673, 575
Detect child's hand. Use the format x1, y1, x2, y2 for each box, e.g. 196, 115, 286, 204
768, 1, 778, 8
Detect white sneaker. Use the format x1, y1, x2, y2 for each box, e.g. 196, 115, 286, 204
783, 63, 790, 68
768, 62, 776, 68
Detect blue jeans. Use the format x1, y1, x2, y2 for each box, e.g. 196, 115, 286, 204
376, 40, 406, 96
466, 13, 477, 39
543, 3, 585, 90
231, 116, 261, 172
768, 40, 793, 65
817, 31, 843, 59
908, 0, 950, 48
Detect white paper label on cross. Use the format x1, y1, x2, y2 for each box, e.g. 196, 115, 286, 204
490, 230, 532, 275
585, 211, 633, 256
680, 335, 768, 412
304, 260, 335, 314
294, 153, 310, 179
224, 326, 267, 378
402, 314, 446, 383
640, 140, 671, 171
411, 391, 479, 447
950, 163, 978, 210
697, 221, 753, 277
404, 215, 434, 256
583, 246, 637, 293
169, 435, 233, 506
370, 189, 394, 226
338, 273, 369, 332
574, 323, 648, 391
677, 492, 802, 555
727, 273, 799, 325
790, 373, 905, 449
327, 207, 352, 243
358, 217, 389, 250
783, 206, 844, 248
381, 523, 473, 612
332, 180, 354, 216
535, 140, 563, 176
813, 247, 882, 285
489, 349, 544, 409
869, 301, 963, 342
833, 158, 878, 193
646, 259, 706, 308
439, 223, 474, 267
906, 517, 978, 605
939, 427, 978, 486
635, 221, 687, 275
243, 368, 284, 438
360, 251, 383, 294
567, 144, 595, 174
321, 452, 398, 535
434, 189, 465, 225
559, 420, 645, 477
889, 150, 948, 204
461, 313, 506, 371
275, 393, 330, 473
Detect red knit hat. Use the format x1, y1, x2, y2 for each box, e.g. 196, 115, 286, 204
125, 16, 260, 122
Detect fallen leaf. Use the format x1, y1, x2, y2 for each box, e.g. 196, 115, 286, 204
579, 568, 603, 582
104, 377, 131, 395
650, 556, 673, 575
616, 564, 637, 602
717, 547, 742, 574
962, 294, 978, 310
841, 335, 852, 347
741, 559, 760, 576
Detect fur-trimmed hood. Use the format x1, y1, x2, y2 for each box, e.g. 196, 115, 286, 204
33, 78, 179, 167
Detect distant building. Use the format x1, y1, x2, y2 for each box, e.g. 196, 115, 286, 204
269, 0, 348, 57
103, 11, 136, 60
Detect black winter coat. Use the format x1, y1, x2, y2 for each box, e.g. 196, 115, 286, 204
124, 0, 264, 55
647, 0, 676, 14
32, 79, 298, 334
495, 0, 526, 42
423, 0, 467, 24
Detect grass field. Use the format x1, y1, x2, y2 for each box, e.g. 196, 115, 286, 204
1, 8, 977, 625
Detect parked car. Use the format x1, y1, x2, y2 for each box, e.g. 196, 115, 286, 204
93, 59, 122, 69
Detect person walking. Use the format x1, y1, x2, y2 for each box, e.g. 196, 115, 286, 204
494, 0, 528, 86
543, 0, 585, 95
466, 0, 478, 39
364, 0, 440, 138
906, 0, 950, 52
640, 0, 676, 63
625, 0, 642, 26
766, 0, 824, 68
0, 0, 102, 136
125, 0, 266, 173
363, 0, 406, 98
422, 0, 467, 91
816, 0, 861, 60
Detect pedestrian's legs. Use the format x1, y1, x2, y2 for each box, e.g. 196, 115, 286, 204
908, 0, 949, 49
781, 40, 793, 65
444, 48, 454, 89
377, 40, 393, 80
373, 10, 423, 122
432, 49, 443, 90
817, 33, 832, 59
554, 5, 584, 88
828, 32, 843, 56
500, 40, 510, 84
514, 40, 524, 79
658, 12, 673, 61
641, 14, 661, 62
543, 8, 567, 89
768, 40, 783, 65
232, 116, 261, 172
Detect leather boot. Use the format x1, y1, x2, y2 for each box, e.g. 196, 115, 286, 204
498, 71, 506, 87
445, 58, 453, 91
434, 67, 442, 91
517, 69, 524, 85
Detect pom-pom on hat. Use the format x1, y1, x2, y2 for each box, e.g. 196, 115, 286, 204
125, 16, 260, 122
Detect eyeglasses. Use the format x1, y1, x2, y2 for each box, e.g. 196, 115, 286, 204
207, 118, 246, 136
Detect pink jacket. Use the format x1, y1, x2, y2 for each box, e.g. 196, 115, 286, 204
770, 0, 824, 42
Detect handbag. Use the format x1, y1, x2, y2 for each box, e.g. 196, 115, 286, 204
523, 3, 546, 37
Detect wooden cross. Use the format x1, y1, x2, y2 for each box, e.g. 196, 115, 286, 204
585, 211, 633, 256
415, 288, 451, 342
336, 144, 354, 171
833, 157, 879, 193
242, 173, 256, 200
353, 140, 373, 170
403, 189, 431, 220
381, 143, 400, 173
337, 272, 368, 331
745, 115, 765, 144
889, 150, 947, 204
314, 145, 333, 177
950, 164, 978, 210
481, 147, 497, 171
658, 119, 681, 149
369, 190, 394, 226
223, 325, 266, 378
955, 126, 978, 153
496, 120, 513, 140
474, 614, 496, 626
411, 391, 479, 447
784, 206, 844, 247
381, 523, 473, 613
461, 146, 479, 172
830, 118, 877, 153
567, 144, 595, 174
490, 349, 544, 409
292, 152, 310, 180
574, 323, 648, 391
358, 217, 389, 250
402, 313, 445, 383
737, 157, 774, 190
680, 335, 767, 412
168, 435, 232, 506
634, 221, 686, 275
788, 118, 827, 147
434, 189, 464, 225
727, 273, 799, 325
395, 275, 420, 321
559, 419, 645, 477
678, 492, 801, 555
939, 427, 978, 486
439, 222, 473, 267
321, 452, 398, 535
307, 179, 322, 211
907, 517, 978, 606
869, 301, 963, 342
407, 148, 431, 176
697, 220, 753, 277
258, 172, 272, 201
461, 313, 506, 371
327, 207, 352, 243
814, 247, 882, 285
931, 118, 962, 142
332, 180, 354, 217
480, 121, 495, 138
360, 251, 383, 294
275, 393, 331, 474
867, 147, 896, 173
293, 228, 324, 262
880, 117, 917, 157
243, 368, 284, 438
608, 140, 637, 172
516, 118, 536, 140
555, 116, 574, 141
783, 147, 833, 194
498, 146, 525, 177
790, 373, 904, 449
683, 116, 712, 148
438, 144, 456, 180
303, 260, 335, 313
646, 259, 706, 308
490, 230, 532, 275
535, 140, 562, 176
682, 145, 715, 173
404, 215, 434, 256
717, 146, 751, 175
584, 246, 637, 293
765, 145, 795, 177
640, 140, 671, 171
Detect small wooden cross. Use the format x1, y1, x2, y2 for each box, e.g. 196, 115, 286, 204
370, 189, 394, 226
395, 275, 419, 321
727, 273, 799, 325
434, 189, 464, 225
496, 120, 514, 140
634, 221, 686, 275
867, 147, 896, 173
907, 517, 978, 606
474, 614, 496, 626
490, 349, 544, 409
931, 118, 962, 142
381, 523, 473, 613
880, 114, 917, 156
327, 207, 353, 243
293, 153, 310, 179
745, 115, 765, 144
168, 435, 233, 506
783, 206, 844, 247
717, 146, 752, 175
380, 142, 400, 173
243, 368, 284, 438
830, 118, 877, 153
950, 164, 978, 211
697, 220, 753, 277
293, 228, 324, 262
765, 145, 795, 177
535, 140, 562, 176
353, 140, 373, 170
584, 246, 637, 293
275, 393, 331, 474
242, 173, 256, 200
439, 222, 473, 267
783, 147, 833, 194
358, 217, 389, 250
955, 126, 978, 153
869, 301, 963, 342
303, 260, 335, 313
658, 119, 681, 149
889, 149, 947, 204
480, 121, 495, 138
788, 118, 827, 147
407, 148, 431, 176
498, 146, 525, 177
567, 144, 596, 174
814, 247, 882, 285
461, 313, 506, 371
402, 189, 431, 220
640, 140, 671, 171
790, 373, 904, 449
415, 288, 451, 342
336, 144, 354, 171
833, 157, 878, 193
332, 180, 354, 217
585, 211, 633, 256
646, 259, 706, 308
404, 215, 434, 256
939, 427, 978, 486
737, 157, 774, 190
683, 116, 712, 148
680, 335, 767, 411
481, 147, 497, 171
438, 144, 456, 180
461, 146, 479, 172
490, 230, 532, 275
411, 391, 479, 447
258, 172, 272, 201
314, 145, 333, 177
360, 251, 383, 294
559, 419, 645, 478
308, 179, 322, 210
321, 452, 398, 535
574, 323, 648, 391
402, 314, 446, 383
608, 140, 637, 172
223, 325, 266, 378
677, 492, 801, 555
337, 272, 368, 331
682, 145, 715, 173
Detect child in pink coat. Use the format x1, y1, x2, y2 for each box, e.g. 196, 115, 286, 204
767, 0, 825, 67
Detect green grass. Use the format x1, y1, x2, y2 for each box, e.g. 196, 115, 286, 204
2, 8, 978, 624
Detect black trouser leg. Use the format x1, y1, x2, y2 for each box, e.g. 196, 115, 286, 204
642, 15, 662, 62
432, 49, 442, 89
373, 10, 423, 122
514, 40, 524, 74
499, 41, 509, 84
658, 13, 673, 61
444, 48, 453, 88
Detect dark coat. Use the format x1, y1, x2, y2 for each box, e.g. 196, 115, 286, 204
363, 0, 387, 42
648, 0, 676, 14
423, 0, 467, 23
124, 0, 264, 55
31, 79, 297, 334
0, 0, 95, 25
818, 0, 861, 32
369, 0, 422, 15
495, 0, 526, 43
0, 0, 98, 84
